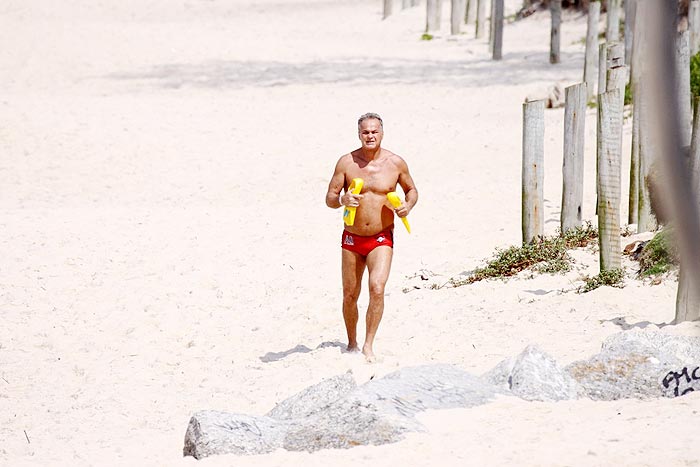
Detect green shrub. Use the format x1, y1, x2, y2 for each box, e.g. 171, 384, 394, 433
691, 51, 700, 101
579, 268, 625, 293
637, 228, 679, 277
421, 33, 433, 41
453, 223, 598, 286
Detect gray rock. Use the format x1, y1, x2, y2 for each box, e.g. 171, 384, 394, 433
183, 411, 290, 459
485, 345, 581, 401
282, 364, 503, 452
566, 330, 700, 400
184, 364, 502, 458
267, 372, 356, 420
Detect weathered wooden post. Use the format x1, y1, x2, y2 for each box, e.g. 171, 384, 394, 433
522, 100, 545, 244
597, 88, 623, 271
598, 43, 607, 95
606, 42, 626, 96
624, 0, 636, 66
677, 29, 692, 148
606, 0, 621, 42
584, 1, 600, 100
403, 0, 411, 10
451, 0, 464, 35
383, 0, 393, 19
561, 83, 587, 233
492, 0, 504, 60
426, 0, 440, 32
550, 0, 561, 64
690, 0, 700, 56
411, 0, 420, 6
465, 0, 476, 24
476, 0, 487, 39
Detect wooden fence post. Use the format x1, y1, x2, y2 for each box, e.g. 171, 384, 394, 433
476, 0, 487, 38
411, 0, 420, 6
426, 0, 440, 32
606, 42, 626, 98
550, 0, 561, 64
584, 1, 600, 101
677, 29, 692, 148
561, 83, 587, 233
597, 88, 623, 271
598, 43, 607, 95
624, 0, 636, 67
522, 100, 545, 244
451, 0, 464, 35
492, 0, 504, 60
465, 0, 476, 24
383, 0, 393, 19
403, 0, 411, 9
606, 0, 621, 42
690, 0, 700, 56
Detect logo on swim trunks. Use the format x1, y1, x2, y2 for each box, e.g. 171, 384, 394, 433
344, 235, 354, 246
377, 236, 385, 243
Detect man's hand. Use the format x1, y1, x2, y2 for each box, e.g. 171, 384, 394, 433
393, 203, 409, 218
340, 192, 363, 207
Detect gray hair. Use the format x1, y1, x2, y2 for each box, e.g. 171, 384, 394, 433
357, 112, 383, 128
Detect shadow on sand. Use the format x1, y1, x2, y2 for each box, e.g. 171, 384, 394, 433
260, 340, 346, 363
103, 51, 583, 90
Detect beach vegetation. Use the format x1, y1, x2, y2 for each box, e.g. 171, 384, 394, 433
691, 51, 700, 101
452, 222, 598, 286
637, 227, 679, 277
579, 268, 625, 293
421, 33, 434, 41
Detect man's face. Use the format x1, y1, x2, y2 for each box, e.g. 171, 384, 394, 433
358, 118, 383, 150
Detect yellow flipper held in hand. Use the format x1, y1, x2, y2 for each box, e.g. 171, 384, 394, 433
342, 178, 364, 226
387, 192, 411, 234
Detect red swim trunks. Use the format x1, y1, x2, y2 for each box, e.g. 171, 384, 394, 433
341, 227, 394, 257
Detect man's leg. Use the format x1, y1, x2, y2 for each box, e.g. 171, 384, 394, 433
341, 248, 366, 352
362, 245, 393, 361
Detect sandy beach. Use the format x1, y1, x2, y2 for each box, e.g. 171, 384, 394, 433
2, 0, 699, 465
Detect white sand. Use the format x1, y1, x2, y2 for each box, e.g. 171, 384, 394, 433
1, 0, 699, 465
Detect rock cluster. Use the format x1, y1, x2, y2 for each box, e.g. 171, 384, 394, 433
184, 330, 700, 459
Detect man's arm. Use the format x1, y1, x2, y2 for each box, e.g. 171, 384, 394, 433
395, 158, 418, 218
326, 158, 346, 209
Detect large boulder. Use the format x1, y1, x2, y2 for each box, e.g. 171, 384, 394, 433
483, 345, 582, 401
184, 364, 502, 459
565, 330, 700, 400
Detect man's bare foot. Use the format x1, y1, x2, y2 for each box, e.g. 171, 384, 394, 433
362, 345, 376, 363
345, 343, 361, 354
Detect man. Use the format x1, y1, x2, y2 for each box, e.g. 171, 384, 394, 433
325, 113, 418, 362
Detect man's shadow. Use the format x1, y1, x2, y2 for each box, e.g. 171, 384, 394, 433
259, 341, 346, 363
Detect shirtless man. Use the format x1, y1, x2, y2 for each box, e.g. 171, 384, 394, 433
325, 113, 418, 362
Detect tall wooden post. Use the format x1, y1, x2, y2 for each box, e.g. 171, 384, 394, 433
584, 2, 600, 101
451, 0, 464, 35
598, 43, 608, 95
597, 89, 623, 271
403, 0, 411, 9
476, 0, 487, 38
550, 0, 561, 64
383, 0, 393, 19
606, 42, 626, 96
561, 83, 587, 233
624, 0, 636, 66
690, 0, 700, 56
411, 0, 420, 6
677, 29, 692, 148
427, 0, 440, 32
606, 0, 621, 42
492, 0, 504, 60
522, 100, 545, 244
465, 0, 476, 24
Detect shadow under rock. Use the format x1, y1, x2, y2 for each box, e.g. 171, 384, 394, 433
103, 51, 584, 90
599, 316, 672, 330
260, 340, 346, 363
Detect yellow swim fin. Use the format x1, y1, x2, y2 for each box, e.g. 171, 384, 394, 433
387, 192, 411, 234
342, 178, 364, 226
